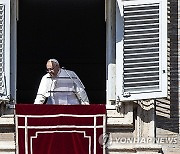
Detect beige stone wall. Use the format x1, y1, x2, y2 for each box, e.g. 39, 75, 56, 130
107, 1, 180, 153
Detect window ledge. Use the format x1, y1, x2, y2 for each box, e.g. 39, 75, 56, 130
106, 102, 133, 126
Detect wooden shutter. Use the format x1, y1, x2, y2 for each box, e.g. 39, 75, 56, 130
116, 0, 167, 101
0, 0, 10, 101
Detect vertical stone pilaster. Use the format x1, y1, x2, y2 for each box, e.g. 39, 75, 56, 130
136, 100, 155, 140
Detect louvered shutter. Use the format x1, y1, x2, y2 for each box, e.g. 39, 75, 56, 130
0, 0, 10, 101
116, 0, 167, 101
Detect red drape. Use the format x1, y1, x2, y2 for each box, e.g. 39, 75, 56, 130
15, 104, 106, 154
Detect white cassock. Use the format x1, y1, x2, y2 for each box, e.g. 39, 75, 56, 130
34, 69, 89, 105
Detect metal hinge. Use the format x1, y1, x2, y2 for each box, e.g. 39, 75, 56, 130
123, 91, 131, 97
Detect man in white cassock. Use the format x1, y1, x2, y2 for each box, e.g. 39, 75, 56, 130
34, 59, 89, 105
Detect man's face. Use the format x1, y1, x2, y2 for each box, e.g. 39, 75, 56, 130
46, 61, 59, 77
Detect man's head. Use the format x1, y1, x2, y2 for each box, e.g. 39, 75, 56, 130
46, 59, 60, 77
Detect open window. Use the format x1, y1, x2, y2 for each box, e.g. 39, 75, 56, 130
17, 0, 105, 104
116, 0, 167, 101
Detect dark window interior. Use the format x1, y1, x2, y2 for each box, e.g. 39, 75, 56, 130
17, 0, 106, 104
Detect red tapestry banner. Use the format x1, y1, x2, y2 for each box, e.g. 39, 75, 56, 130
15, 104, 106, 154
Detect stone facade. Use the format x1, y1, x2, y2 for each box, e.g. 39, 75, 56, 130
1, 0, 180, 153
106, 1, 180, 154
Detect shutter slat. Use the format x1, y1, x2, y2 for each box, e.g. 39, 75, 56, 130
124, 85, 160, 93
124, 46, 159, 51
124, 52, 159, 57
125, 28, 159, 33
125, 75, 159, 80
124, 71, 159, 76
125, 18, 159, 24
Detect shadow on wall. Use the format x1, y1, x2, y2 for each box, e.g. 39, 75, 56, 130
155, 0, 179, 134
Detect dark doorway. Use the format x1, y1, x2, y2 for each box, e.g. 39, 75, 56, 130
17, 0, 106, 104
